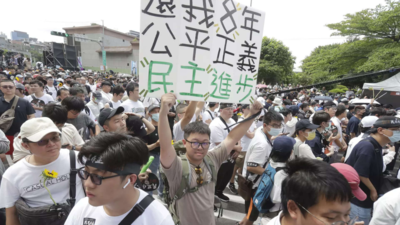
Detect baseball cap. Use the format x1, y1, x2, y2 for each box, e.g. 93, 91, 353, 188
220, 103, 234, 109
19, 118, 61, 142
126, 116, 147, 138
271, 136, 296, 155
98, 107, 124, 127
331, 163, 367, 201
56, 78, 64, 82
360, 116, 379, 128
92, 91, 103, 100
296, 119, 319, 131
373, 116, 400, 128
148, 104, 160, 113
15, 83, 25, 90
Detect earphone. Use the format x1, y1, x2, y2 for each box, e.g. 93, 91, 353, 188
123, 179, 131, 189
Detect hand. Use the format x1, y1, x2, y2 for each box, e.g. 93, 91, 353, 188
104, 103, 110, 109
138, 169, 151, 183
271, 133, 285, 141
155, 140, 160, 147
388, 145, 395, 152
354, 222, 364, 225
329, 133, 340, 141
249, 101, 263, 116
125, 112, 142, 118
370, 98, 375, 105
205, 119, 212, 125
168, 112, 176, 117
370, 189, 378, 202
160, 93, 177, 113
233, 144, 242, 153
232, 151, 239, 159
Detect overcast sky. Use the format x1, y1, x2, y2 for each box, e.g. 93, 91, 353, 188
1, 0, 386, 70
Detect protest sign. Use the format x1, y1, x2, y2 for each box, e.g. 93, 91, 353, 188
139, 0, 265, 104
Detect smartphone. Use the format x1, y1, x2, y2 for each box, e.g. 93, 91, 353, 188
283, 132, 290, 136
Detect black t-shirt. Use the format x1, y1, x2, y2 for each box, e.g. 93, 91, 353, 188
0, 96, 35, 136
264, 102, 271, 110
306, 130, 325, 156
346, 137, 383, 208
347, 111, 353, 120
143, 126, 160, 154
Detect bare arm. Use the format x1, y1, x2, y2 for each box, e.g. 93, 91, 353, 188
159, 94, 179, 169
142, 118, 155, 135
6, 206, 20, 225
95, 125, 100, 136
360, 176, 377, 201
245, 130, 255, 139
195, 102, 205, 118
27, 114, 35, 119
147, 140, 160, 151
222, 101, 263, 154
180, 101, 197, 130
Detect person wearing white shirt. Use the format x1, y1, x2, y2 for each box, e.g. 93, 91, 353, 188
330, 105, 348, 163
87, 76, 97, 93
121, 83, 145, 116
202, 102, 219, 125
100, 81, 113, 105
257, 94, 266, 105
109, 85, 124, 109
370, 188, 400, 225
26, 80, 54, 118
64, 132, 174, 225
290, 119, 319, 160
44, 76, 57, 100
86, 91, 105, 119
173, 100, 204, 141
0, 118, 86, 225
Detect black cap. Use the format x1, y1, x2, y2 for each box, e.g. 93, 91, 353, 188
220, 103, 234, 109
296, 119, 319, 131
373, 116, 400, 129
126, 116, 147, 138
98, 107, 124, 127
272, 136, 296, 154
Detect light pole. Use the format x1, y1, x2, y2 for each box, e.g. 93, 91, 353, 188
250, 0, 252, 6
101, 20, 106, 71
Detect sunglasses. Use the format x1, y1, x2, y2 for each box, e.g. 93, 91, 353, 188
1, 85, 14, 89
195, 166, 203, 185
77, 167, 123, 185
26, 135, 61, 146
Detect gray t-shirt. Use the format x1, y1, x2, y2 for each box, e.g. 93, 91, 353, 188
67, 113, 96, 140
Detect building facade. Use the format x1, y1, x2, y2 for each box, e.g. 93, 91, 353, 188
11, 30, 29, 41
63, 24, 139, 73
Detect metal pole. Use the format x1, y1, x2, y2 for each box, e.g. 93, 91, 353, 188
250, 0, 252, 6
102, 20, 106, 71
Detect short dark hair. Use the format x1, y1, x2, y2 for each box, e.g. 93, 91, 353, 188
69, 87, 85, 96
0, 79, 15, 85
270, 149, 292, 163
61, 96, 85, 112
30, 80, 44, 88
183, 121, 211, 140
176, 104, 188, 114
280, 108, 292, 117
263, 111, 283, 125
42, 103, 68, 125
126, 82, 139, 96
78, 132, 149, 174
57, 88, 69, 97
348, 105, 355, 111
268, 95, 275, 101
283, 100, 292, 106
312, 111, 331, 125
281, 158, 352, 217
300, 103, 309, 110
208, 102, 217, 108
112, 85, 125, 96
370, 107, 385, 117
335, 105, 347, 117
354, 106, 365, 114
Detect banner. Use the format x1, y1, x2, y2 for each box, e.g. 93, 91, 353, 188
139, 0, 265, 104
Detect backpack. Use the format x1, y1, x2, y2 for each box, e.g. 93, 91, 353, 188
15, 150, 77, 225
0, 96, 19, 133
253, 163, 284, 213
160, 154, 217, 224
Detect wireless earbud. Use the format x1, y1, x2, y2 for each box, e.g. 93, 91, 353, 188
123, 179, 131, 189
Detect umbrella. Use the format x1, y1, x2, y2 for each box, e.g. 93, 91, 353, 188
122, 74, 133, 78
314, 96, 333, 101
256, 84, 268, 88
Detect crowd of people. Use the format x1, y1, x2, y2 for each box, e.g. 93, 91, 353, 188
0, 67, 399, 225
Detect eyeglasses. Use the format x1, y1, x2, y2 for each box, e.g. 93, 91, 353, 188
195, 166, 203, 185
185, 139, 210, 149
27, 135, 61, 146
295, 202, 358, 225
77, 167, 123, 185
269, 124, 282, 129
1, 85, 14, 89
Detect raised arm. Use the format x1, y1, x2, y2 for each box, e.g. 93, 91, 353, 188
159, 93, 178, 168
222, 101, 262, 154
180, 100, 197, 130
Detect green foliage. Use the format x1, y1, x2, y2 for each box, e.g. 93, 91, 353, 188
257, 37, 296, 85
301, 0, 400, 86
336, 85, 348, 91
329, 88, 346, 94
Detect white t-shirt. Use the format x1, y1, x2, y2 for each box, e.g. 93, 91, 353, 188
46, 85, 57, 100
269, 161, 287, 212
65, 189, 174, 225
88, 84, 97, 93
257, 97, 266, 105
100, 90, 113, 105
121, 99, 145, 116
290, 138, 316, 160
110, 100, 122, 109
243, 127, 273, 189
331, 117, 344, 152
0, 149, 85, 208
370, 188, 400, 225
86, 101, 104, 118
238, 116, 257, 152
209, 117, 236, 150
173, 115, 196, 141
26, 93, 54, 117
202, 109, 218, 124
267, 212, 283, 225
345, 134, 365, 162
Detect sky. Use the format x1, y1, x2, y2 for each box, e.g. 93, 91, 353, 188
0, 0, 386, 70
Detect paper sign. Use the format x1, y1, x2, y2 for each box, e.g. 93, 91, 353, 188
139, 0, 265, 103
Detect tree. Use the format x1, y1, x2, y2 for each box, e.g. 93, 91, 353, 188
257, 37, 296, 85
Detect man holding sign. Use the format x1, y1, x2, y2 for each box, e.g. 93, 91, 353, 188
158, 93, 263, 225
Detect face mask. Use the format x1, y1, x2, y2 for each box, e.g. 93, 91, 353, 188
151, 113, 159, 122
268, 127, 281, 136
384, 130, 400, 143
325, 122, 332, 131
94, 98, 100, 104
305, 130, 316, 141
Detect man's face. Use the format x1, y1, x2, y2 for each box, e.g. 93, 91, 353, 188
0, 82, 15, 95
115, 93, 124, 101
263, 120, 283, 134
132, 87, 140, 99
103, 114, 127, 132
83, 166, 134, 207
177, 106, 187, 120
76, 93, 85, 102
47, 78, 53, 85
220, 107, 234, 118
21, 132, 61, 159
79, 78, 86, 85
325, 107, 337, 118
102, 85, 111, 93
289, 198, 351, 225
60, 90, 70, 101
303, 106, 310, 112
68, 110, 80, 119
184, 133, 210, 162
285, 113, 293, 123
30, 84, 42, 94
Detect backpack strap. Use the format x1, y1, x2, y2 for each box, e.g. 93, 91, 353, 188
207, 110, 214, 120
118, 195, 154, 225
84, 106, 90, 115
11, 96, 19, 110
204, 155, 217, 182
67, 150, 77, 207
173, 154, 192, 200
219, 116, 230, 132
293, 139, 302, 158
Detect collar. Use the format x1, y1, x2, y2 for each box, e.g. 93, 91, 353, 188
1, 95, 16, 103
270, 160, 286, 168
